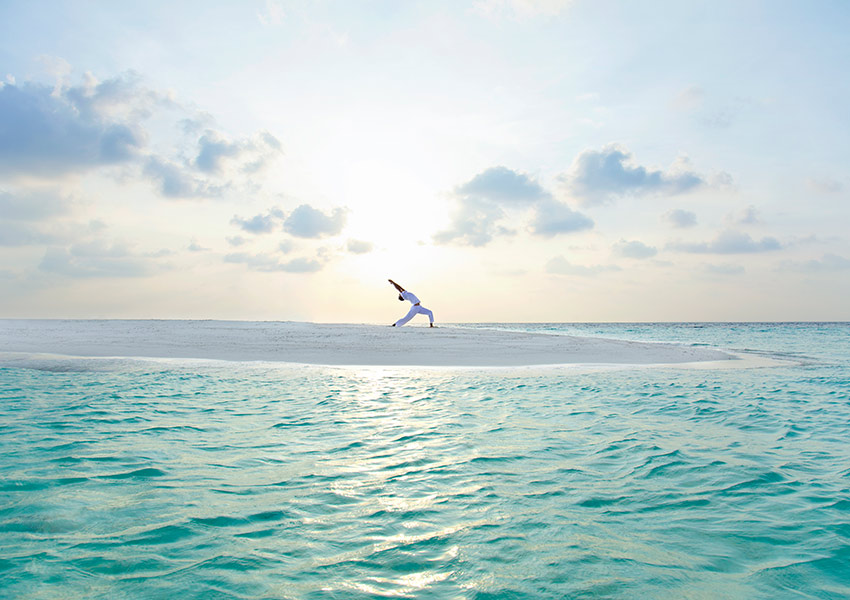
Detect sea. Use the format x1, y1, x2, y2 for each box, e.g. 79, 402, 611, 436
1, 322, 848, 599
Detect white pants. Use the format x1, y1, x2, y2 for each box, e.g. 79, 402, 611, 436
395, 304, 434, 327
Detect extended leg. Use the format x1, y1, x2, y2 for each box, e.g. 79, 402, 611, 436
394, 305, 418, 327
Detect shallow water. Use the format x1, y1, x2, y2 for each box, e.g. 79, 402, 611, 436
1, 323, 848, 599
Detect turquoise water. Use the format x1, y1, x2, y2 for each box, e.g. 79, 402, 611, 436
1, 323, 848, 599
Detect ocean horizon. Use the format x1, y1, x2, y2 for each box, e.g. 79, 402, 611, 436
1, 321, 848, 598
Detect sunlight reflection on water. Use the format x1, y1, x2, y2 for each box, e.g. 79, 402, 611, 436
1, 323, 849, 598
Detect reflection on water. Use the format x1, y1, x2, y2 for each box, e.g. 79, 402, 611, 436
1, 323, 849, 598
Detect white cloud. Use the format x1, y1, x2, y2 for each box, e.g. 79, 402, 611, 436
144, 128, 281, 198
224, 252, 323, 273
672, 85, 705, 111
778, 253, 850, 273
258, 0, 285, 26
193, 130, 281, 175
560, 144, 704, 205
807, 177, 843, 194
39, 240, 164, 278
283, 204, 347, 239
456, 165, 550, 205
230, 208, 284, 234
667, 230, 782, 254
0, 70, 282, 205
725, 205, 760, 226
435, 166, 592, 246
143, 156, 224, 198
530, 199, 594, 237
663, 209, 697, 228
473, 0, 573, 19
0, 220, 66, 246
701, 263, 745, 275
546, 255, 621, 276
195, 131, 242, 173
613, 239, 657, 259
0, 76, 147, 177
347, 239, 374, 254
0, 188, 102, 247
434, 194, 509, 247
0, 188, 75, 221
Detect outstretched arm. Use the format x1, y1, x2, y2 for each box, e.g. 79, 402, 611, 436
388, 279, 405, 293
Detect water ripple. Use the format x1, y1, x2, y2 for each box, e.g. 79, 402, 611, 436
2, 324, 850, 598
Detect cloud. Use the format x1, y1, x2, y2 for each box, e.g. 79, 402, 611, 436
546, 256, 621, 276
192, 130, 281, 175
0, 221, 64, 246
560, 144, 704, 205
39, 240, 161, 278
725, 205, 760, 226
280, 256, 323, 273
0, 77, 147, 177
672, 85, 705, 111
224, 252, 323, 273
701, 263, 745, 275
711, 172, 735, 189
258, 0, 285, 26
230, 208, 284, 234
188, 240, 209, 252
672, 87, 756, 130
143, 156, 223, 198
663, 209, 697, 228
473, 0, 573, 19
778, 253, 850, 273
64, 71, 164, 122
807, 177, 843, 194
143, 130, 281, 198
435, 166, 592, 246
530, 198, 594, 237
199, 129, 283, 174
143, 128, 281, 199
195, 131, 242, 173
0, 189, 102, 246
434, 194, 509, 247
667, 230, 782, 254
35, 55, 72, 86
283, 204, 347, 239
613, 239, 657, 259
1, 69, 282, 202
347, 239, 374, 254
456, 165, 550, 205
0, 188, 74, 221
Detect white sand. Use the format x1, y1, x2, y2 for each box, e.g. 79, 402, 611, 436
0, 320, 734, 367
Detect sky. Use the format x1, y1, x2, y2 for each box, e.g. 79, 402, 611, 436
1, 0, 849, 322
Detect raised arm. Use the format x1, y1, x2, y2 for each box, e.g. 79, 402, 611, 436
388, 279, 405, 293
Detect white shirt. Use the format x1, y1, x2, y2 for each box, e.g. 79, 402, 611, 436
401, 290, 420, 304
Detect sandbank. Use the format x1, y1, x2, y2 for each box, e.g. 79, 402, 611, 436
0, 320, 736, 367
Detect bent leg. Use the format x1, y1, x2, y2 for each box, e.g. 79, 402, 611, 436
394, 305, 418, 327
418, 305, 434, 324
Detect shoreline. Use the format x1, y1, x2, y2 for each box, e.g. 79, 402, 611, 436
0, 319, 740, 368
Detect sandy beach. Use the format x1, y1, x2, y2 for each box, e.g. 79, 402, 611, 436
0, 320, 734, 367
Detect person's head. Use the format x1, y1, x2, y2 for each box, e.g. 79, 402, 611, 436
398, 294, 404, 301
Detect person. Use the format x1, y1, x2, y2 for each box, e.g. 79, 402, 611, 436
388, 279, 434, 327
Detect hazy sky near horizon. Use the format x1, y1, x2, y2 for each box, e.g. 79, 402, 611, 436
1, 0, 849, 322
